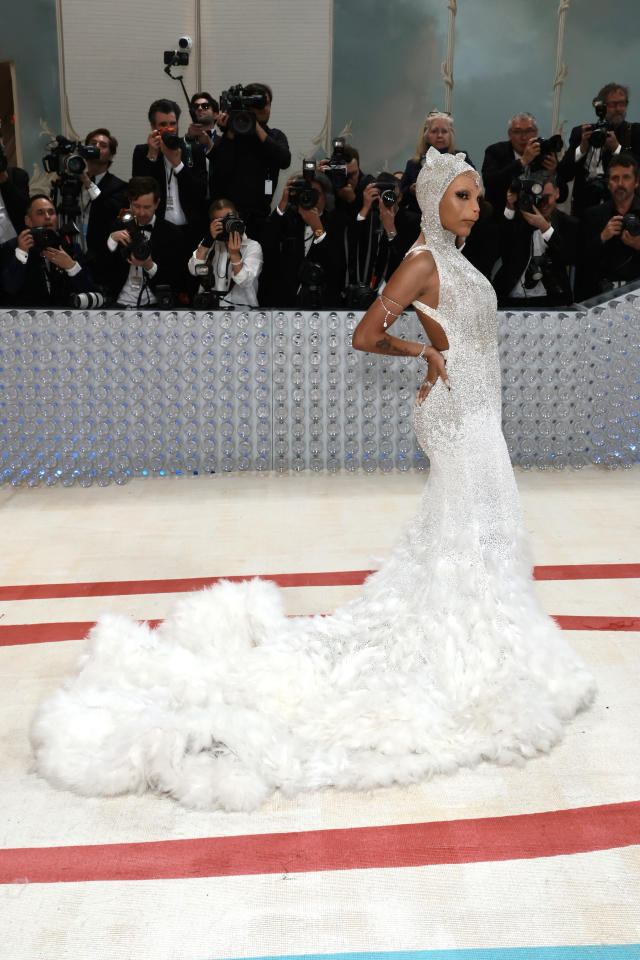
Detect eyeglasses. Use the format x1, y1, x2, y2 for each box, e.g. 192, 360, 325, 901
194, 102, 211, 111
511, 127, 537, 135
607, 99, 627, 108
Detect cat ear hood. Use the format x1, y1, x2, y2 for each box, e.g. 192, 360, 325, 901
416, 146, 480, 245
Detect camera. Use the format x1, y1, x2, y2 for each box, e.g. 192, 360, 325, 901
30, 226, 60, 251
219, 84, 267, 136
529, 134, 563, 172
288, 160, 320, 210
374, 177, 399, 208
157, 124, 182, 151
69, 291, 105, 309
219, 212, 245, 238
622, 212, 640, 236
118, 210, 152, 261
509, 173, 545, 213
297, 258, 326, 309
193, 289, 223, 310
588, 98, 612, 150
323, 137, 349, 190
43, 135, 100, 178
164, 35, 192, 68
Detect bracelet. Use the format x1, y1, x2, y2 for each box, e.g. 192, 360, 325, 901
417, 344, 429, 361
378, 293, 404, 329
230, 257, 243, 266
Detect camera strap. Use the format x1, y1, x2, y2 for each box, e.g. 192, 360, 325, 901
184, 140, 194, 168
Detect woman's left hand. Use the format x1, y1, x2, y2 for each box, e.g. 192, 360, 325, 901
416, 348, 450, 404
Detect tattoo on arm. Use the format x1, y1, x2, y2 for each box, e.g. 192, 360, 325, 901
375, 336, 412, 356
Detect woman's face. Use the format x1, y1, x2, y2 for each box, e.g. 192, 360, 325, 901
438, 174, 481, 237
426, 120, 451, 151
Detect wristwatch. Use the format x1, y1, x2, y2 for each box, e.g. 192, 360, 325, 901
313, 227, 325, 239
386, 230, 398, 241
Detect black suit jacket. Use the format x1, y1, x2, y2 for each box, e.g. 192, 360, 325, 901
558, 121, 640, 216
102, 217, 182, 303
0, 166, 30, 234
493, 208, 579, 305
86, 171, 127, 258
209, 125, 291, 222
1, 236, 94, 308
131, 141, 207, 236
263, 208, 344, 307
581, 195, 640, 296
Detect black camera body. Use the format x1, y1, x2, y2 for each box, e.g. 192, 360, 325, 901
509, 174, 545, 213
588, 98, 612, 149
529, 134, 563, 172
374, 177, 399, 208
219, 84, 267, 136
219, 212, 245, 238
288, 159, 320, 210
118, 211, 152, 261
30, 227, 60, 252
622, 212, 640, 236
43, 136, 100, 177
157, 126, 182, 151
324, 137, 349, 190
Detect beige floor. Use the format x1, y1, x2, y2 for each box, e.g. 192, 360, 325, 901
0, 466, 639, 960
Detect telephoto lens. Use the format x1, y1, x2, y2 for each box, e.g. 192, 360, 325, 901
69, 292, 106, 309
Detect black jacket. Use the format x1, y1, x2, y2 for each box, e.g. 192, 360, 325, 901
0, 166, 30, 234
493, 207, 579, 305
482, 141, 567, 220
581, 195, 640, 296
263, 208, 344, 307
101, 217, 182, 304
86, 171, 127, 259
209, 125, 290, 222
131, 141, 207, 235
558, 121, 640, 216
1, 235, 94, 308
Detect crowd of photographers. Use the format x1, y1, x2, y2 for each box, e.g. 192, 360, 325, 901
2, 80, 640, 312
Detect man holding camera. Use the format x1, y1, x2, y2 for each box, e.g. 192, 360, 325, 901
343, 173, 419, 307
188, 199, 263, 308
493, 172, 578, 307
132, 98, 207, 248
319, 142, 368, 221
559, 83, 640, 217
482, 113, 562, 219
1, 194, 95, 308
103, 176, 180, 307
581, 153, 640, 297
209, 83, 290, 245
263, 166, 343, 307
76, 128, 127, 270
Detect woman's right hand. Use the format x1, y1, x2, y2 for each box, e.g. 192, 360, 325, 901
416, 348, 450, 404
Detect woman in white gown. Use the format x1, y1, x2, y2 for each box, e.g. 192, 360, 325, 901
31, 149, 595, 812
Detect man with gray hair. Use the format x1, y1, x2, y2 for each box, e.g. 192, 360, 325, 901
482, 112, 560, 219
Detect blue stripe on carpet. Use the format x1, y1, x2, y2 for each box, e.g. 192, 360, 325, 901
216, 947, 640, 960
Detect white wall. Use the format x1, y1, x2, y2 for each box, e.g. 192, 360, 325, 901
59, 0, 333, 200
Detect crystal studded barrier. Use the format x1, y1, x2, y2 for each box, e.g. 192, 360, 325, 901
1, 300, 638, 485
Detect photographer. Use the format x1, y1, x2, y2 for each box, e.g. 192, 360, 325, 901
132, 98, 207, 248
209, 83, 290, 244
188, 199, 263, 308
263, 167, 344, 308
343, 173, 419, 308
0, 128, 29, 250
186, 92, 221, 155
1, 194, 95, 308
319, 142, 368, 221
493, 172, 578, 307
581, 153, 640, 297
559, 83, 640, 217
482, 113, 563, 220
103, 176, 180, 307
76, 128, 127, 270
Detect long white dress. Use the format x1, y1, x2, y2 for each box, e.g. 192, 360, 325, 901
30, 150, 595, 812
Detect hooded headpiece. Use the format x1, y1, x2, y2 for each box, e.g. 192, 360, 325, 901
415, 147, 480, 250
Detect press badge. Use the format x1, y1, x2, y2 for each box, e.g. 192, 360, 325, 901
265, 179, 273, 195
165, 195, 175, 211
130, 268, 142, 291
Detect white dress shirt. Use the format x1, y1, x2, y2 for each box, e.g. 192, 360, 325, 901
188, 235, 263, 307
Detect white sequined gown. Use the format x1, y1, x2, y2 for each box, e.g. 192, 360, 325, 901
31, 151, 595, 812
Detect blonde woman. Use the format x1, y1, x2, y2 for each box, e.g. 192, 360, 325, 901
400, 110, 473, 208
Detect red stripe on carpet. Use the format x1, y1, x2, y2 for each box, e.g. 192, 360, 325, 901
0, 570, 375, 601
0, 563, 638, 602
1, 801, 638, 884
1, 613, 638, 647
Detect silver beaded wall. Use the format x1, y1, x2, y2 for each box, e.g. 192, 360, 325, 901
1, 297, 638, 485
